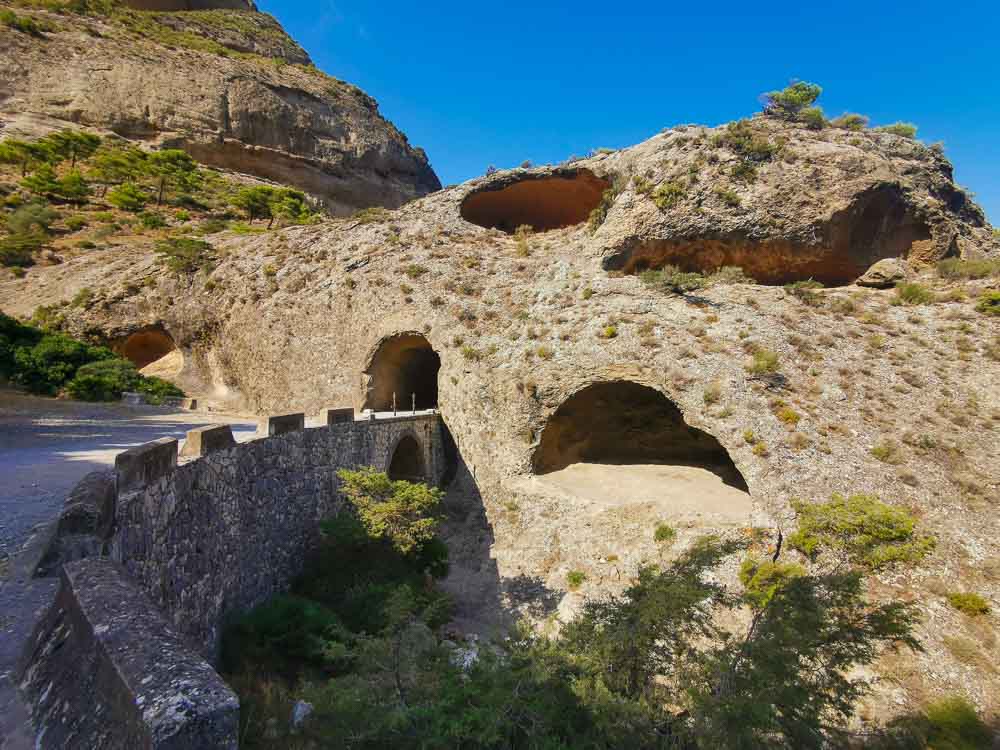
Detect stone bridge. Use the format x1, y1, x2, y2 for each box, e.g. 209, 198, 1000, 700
18, 408, 448, 749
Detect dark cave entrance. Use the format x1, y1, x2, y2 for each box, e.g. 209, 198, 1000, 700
388, 434, 426, 483
460, 169, 611, 234
363, 333, 441, 413
533, 381, 748, 491
118, 326, 178, 370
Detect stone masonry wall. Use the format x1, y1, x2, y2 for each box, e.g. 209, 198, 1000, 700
110, 414, 444, 663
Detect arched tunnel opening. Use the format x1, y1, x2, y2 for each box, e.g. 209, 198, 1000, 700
363, 333, 441, 413
117, 326, 183, 376
532, 381, 751, 525
460, 169, 610, 234
388, 434, 426, 482
604, 185, 932, 286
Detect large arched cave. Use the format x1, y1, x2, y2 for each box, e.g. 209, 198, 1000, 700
117, 326, 182, 374
460, 169, 610, 234
534, 381, 748, 492
363, 333, 441, 412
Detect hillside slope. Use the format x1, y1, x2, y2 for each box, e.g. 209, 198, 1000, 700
0, 1, 440, 213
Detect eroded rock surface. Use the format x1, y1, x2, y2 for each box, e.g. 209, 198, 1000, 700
0, 3, 440, 213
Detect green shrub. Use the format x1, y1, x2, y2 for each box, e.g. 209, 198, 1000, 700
653, 523, 676, 544
748, 348, 780, 375
0, 10, 45, 35
66, 358, 141, 401
975, 291, 1000, 316
107, 182, 149, 212
566, 570, 586, 590
135, 375, 184, 404
651, 181, 685, 209
713, 119, 780, 162
11, 330, 115, 395
785, 278, 824, 305
138, 211, 167, 229
0, 231, 44, 267
894, 282, 934, 305
870, 440, 902, 464
762, 81, 822, 120
799, 106, 827, 130
946, 592, 991, 616
587, 179, 623, 232
21, 164, 60, 196
831, 113, 869, 131
155, 237, 215, 274
788, 493, 935, 571
56, 170, 91, 202
876, 122, 918, 139
715, 187, 741, 207
936, 257, 1000, 279
880, 696, 992, 750
640, 265, 705, 294
65, 215, 88, 231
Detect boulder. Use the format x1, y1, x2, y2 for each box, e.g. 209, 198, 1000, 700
856, 258, 910, 288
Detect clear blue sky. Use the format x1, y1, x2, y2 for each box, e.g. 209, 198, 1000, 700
258, 1, 997, 224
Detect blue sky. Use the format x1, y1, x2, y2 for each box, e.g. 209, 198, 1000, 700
258, 1, 998, 223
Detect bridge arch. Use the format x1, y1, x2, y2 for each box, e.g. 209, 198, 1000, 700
386, 431, 427, 483
533, 380, 747, 491
363, 332, 441, 413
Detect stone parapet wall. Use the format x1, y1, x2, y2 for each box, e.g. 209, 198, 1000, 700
19, 559, 239, 749
110, 414, 445, 663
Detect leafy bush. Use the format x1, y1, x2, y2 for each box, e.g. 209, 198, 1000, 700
66, 358, 141, 401
587, 180, 622, 232
138, 211, 167, 229
0, 9, 46, 35
832, 113, 870, 131
713, 119, 780, 162
651, 180, 685, 208
155, 237, 215, 274
11, 329, 115, 395
946, 592, 991, 616
762, 80, 822, 120
975, 291, 1000, 316
107, 181, 149, 212
566, 570, 586, 590
894, 281, 934, 305
876, 122, 918, 139
21, 164, 60, 196
653, 522, 676, 544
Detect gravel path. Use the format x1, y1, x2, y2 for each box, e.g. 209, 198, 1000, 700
0, 391, 258, 749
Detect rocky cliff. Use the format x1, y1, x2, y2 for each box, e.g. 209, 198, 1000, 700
3, 112, 999, 721
0, 1, 440, 213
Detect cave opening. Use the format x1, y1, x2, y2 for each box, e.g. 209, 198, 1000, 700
460, 170, 610, 234
388, 434, 426, 483
533, 381, 748, 492
118, 327, 179, 371
363, 333, 441, 413
603, 185, 932, 286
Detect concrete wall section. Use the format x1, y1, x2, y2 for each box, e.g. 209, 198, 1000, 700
18, 559, 239, 750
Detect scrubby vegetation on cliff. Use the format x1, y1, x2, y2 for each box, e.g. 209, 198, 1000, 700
0, 129, 321, 274
0, 311, 181, 400
221, 474, 994, 749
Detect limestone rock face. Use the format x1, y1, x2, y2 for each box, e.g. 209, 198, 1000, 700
0, 4, 440, 213
3, 117, 999, 718
857, 258, 911, 288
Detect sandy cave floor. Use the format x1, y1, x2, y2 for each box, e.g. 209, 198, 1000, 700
530, 462, 754, 527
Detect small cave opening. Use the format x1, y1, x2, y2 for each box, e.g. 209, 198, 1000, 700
388, 434, 426, 482
604, 185, 932, 286
460, 169, 610, 233
118, 327, 180, 372
533, 381, 748, 492
363, 333, 441, 413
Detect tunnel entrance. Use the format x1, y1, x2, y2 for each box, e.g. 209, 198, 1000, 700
460, 169, 610, 233
604, 185, 932, 286
363, 333, 441, 413
534, 381, 748, 491
116, 326, 182, 376
388, 434, 426, 482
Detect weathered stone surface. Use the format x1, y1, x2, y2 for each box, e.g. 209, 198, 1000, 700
0, 5, 439, 213
179, 424, 236, 458
35, 470, 118, 577
18, 558, 239, 750
116, 438, 178, 493
112, 415, 445, 662
263, 412, 305, 436
856, 257, 911, 288
321, 406, 355, 425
